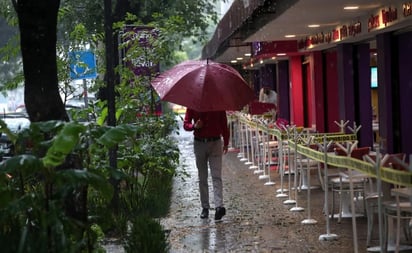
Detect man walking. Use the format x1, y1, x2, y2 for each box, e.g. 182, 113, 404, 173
183, 109, 229, 220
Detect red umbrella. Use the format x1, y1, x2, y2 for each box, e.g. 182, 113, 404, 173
151, 60, 255, 112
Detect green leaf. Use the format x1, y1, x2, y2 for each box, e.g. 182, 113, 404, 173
97, 124, 138, 148
0, 119, 17, 144
42, 122, 86, 168
55, 169, 113, 199
97, 107, 108, 126
0, 154, 43, 175
31, 120, 66, 133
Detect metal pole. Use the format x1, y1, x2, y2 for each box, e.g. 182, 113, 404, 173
104, 0, 118, 211
318, 135, 338, 241
82, 79, 88, 108
104, 0, 116, 129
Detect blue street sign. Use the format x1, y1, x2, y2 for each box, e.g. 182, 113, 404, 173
69, 51, 97, 80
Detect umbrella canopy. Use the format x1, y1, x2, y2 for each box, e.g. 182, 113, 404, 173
151, 60, 255, 112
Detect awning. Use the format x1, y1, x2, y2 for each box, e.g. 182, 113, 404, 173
202, 0, 298, 62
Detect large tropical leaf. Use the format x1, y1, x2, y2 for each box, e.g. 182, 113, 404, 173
42, 122, 86, 168
97, 124, 138, 148
55, 169, 113, 199
0, 154, 43, 175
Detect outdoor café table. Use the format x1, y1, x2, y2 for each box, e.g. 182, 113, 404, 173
298, 155, 320, 190
257, 140, 278, 175
327, 151, 374, 220
331, 171, 369, 220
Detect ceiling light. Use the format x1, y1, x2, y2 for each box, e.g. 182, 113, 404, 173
285, 34, 296, 38
308, 24, 320, 28
236, 57, 243, 60
244, 53, 251, 57
344, 6, 359, 10
230, 60, 237, 63
259, 59, 264, 64
277, 53, 286, 56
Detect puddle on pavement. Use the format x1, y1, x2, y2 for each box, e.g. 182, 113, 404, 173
181, 225, 228, 252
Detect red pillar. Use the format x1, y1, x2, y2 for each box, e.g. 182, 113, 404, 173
311, 51, 325, 132
289, 56, 304, 127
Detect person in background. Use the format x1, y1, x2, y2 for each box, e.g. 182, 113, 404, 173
183, 108, 229, 221
259, 86, 277, 106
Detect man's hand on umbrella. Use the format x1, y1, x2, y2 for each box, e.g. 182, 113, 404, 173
194, 119, 203, 129
223, 145, 228, 154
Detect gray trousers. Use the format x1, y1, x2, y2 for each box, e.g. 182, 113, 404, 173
194, 139, 223, 209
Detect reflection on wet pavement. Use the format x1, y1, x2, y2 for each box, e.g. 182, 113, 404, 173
162, 117, 229, 252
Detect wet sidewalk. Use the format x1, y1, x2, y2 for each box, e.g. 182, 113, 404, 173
161, 119, 377, 253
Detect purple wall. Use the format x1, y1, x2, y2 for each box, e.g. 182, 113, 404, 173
259, 64, 276, 90
336, 43, 373, 148
397, 31, 412, 156
376, 32, 395, 154
356, 43, 374, 148
337, 44, 356, 126
277, 60, 290, 121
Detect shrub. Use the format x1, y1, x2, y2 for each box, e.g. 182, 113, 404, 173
124, 215, 169, 253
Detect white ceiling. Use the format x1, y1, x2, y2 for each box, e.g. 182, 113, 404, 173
213, 0, 408, 64
245, 0, 390, 42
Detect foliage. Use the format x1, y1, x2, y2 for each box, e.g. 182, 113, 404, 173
124, 215, 169, 253
0, 0, 220, 95
57, 0, 220, 46
0, 0, 221, 250
117, 116, 179, 217
0, 120, 110, 252
0, 19, 21, 93
0, 111, 179, 251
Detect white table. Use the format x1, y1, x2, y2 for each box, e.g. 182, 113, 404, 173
330, 171, 367, 221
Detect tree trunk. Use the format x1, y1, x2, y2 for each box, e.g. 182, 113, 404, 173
14, 2, 87, 247
14, 0, 68, 122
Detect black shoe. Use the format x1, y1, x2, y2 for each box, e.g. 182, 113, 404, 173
200, 208, 209, 219
214, 207, 226, 220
